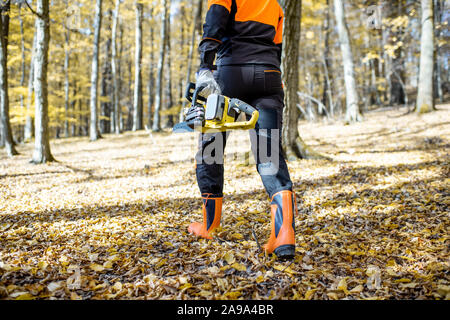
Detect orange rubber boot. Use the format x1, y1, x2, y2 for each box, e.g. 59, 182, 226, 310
264, 190, 297, 260
188, 196, 222, 240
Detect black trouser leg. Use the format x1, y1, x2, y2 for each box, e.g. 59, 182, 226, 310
248, 96, 293, 198
195, 131, 229, 197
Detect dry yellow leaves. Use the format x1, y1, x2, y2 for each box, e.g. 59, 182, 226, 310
231, 263, 247, 272
223, 251, 235, 265
89, 263, 104, 272
0, 107, 448, 300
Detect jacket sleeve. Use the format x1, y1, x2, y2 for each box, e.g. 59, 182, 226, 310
198, 0, 232, 70
274, 5, 284, 63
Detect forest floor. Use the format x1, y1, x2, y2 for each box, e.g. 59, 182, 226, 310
0, 105, 449, 300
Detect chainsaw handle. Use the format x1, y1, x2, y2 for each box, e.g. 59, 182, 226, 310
224, 99, 259, 130
185, 82, 207, 105
230, 98, 257, 116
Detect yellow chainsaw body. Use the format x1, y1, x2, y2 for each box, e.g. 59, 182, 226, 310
200, 95, 259, 133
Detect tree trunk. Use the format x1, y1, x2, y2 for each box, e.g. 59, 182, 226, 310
178, 5, 186, 114
31, 0, 55, 163
322, 0, 334, 115
279, 0, 323, 160
416, 0, 435, 113
146, 7, 155, 129
71, 81, 77, 136
333, 0, 362, 123
0, 0, 17, 157
434, 0, 443, 103
18, 5, 26, 143
152, 0, 169, 132
89, 0, 103, 141
63, 26, 70, 138
179, 0, 203, 123
100, 36, 112, 134
111, 0, 121, 134
25, 31, 36, 142
164, 9, 174, 129
118, 23, 124, 132
387, 1, 406, 106
132, 1, 143, 131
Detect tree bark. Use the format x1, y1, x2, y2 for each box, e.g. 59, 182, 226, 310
132, 1, 143, 131
433, 0, 443, 103
70, 81, 77, 136
89, 0, 103, 141
146, 6, 155, 129
63, 25, 71, 138
100, 11, 112, 134
387, 1, 406, 106
164, 9, 174, 129
178, 5, 186, 110
0, 0, 17, 156
18, 5, 26, 142
279, 0, 323, 160
416, 0, 435, 113
100, 37, 112, 134
322, 0, 334, 115
333, 0, 362, 122
111, 0, 121, 134
179, 0, 203, 123
25, 31, 36, 142
31, 0, 55, 163
152, 0, 169, 132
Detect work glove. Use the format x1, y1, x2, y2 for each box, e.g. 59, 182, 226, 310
195, 68, 221, 99
185, 104, 205, 128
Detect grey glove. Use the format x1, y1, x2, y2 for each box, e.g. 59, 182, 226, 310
185, 104, 205, 128
195, 69, 221, 99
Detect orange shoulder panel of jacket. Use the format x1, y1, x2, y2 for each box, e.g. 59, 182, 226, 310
234, 0, 281, 29
208, 0, 232, 12
273, 5, 284, 44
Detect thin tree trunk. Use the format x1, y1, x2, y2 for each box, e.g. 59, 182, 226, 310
322, 0, 334, 114
0, 0, 17, 156
146, 7, 155, 129
152, 0, 169, 132
31, 0, 54, 163
416, 0, 435, 113
179, 0, 203, 123
111, 0, 121, 134
118, 23, 124, 132
178, 5, 186, 114
164, 10, 174, 129
333, 0, 362, 122
100, 36, 112, 134
71, 81, 77, 136
433, 0, 443, 103
132, 1, 143, 131
18, 5, 26, 142
63, 25, 70, 138
100, 10, 112, 135
89, 0, 103, 141
25, 31, 36, 142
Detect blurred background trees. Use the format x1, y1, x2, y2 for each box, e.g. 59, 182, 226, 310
0, 0, 448, 161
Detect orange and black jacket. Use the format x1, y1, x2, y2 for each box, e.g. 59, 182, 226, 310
199, 0, 284, 71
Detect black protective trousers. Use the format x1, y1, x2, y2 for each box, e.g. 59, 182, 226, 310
195, 64, 293, 199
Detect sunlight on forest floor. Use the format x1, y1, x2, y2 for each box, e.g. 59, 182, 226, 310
0, 105, 449, 300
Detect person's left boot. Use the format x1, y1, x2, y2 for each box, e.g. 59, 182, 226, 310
264, 190, 297, 260
188, 195, 222, 240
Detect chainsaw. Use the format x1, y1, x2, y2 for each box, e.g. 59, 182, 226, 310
173, 82, 259, 133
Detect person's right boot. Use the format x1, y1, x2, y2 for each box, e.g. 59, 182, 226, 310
264, 190, 297, 260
